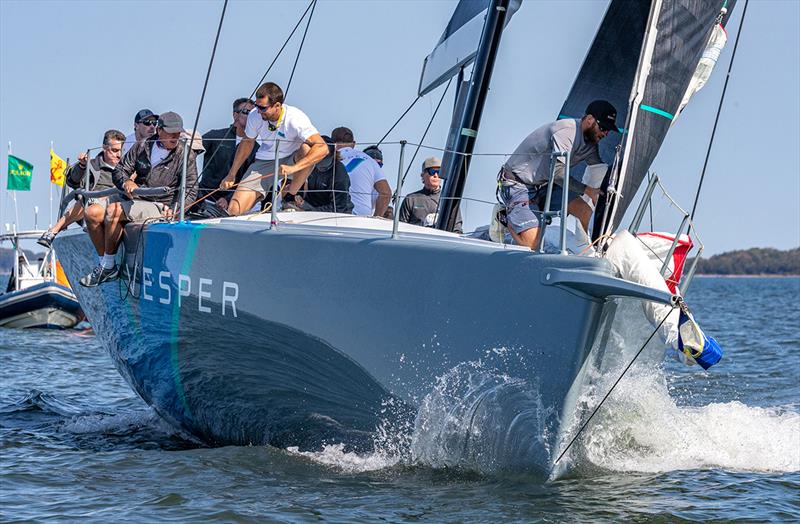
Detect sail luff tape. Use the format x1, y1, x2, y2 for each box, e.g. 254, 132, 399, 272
640, 104, 674, 120
461, 128, 478, 137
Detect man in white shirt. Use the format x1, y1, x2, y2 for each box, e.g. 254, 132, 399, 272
331, 127, 391, 217
221, 82, 328, 216
122, 109, 158, 155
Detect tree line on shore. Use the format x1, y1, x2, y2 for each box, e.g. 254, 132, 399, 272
691, 247, 799, 275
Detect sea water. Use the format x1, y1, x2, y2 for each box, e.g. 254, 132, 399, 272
1, 277, 798, 522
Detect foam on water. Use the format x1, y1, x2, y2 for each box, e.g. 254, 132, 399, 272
409, 358, 552, 473
286, 443, 401, 473
559, 300, 800, 475
282, 351, 553, 475
60, 409, 171, 436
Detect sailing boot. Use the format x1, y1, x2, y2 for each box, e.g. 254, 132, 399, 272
79, 264, 120, 287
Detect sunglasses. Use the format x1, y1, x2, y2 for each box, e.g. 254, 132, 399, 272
234, 108, 251, 115
139, 119, 158, 127
255, 103, 274, 113
425, 167, 441, 176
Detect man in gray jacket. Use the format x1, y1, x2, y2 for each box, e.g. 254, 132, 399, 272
79, 111, 198, 287
38, 129, 125, 250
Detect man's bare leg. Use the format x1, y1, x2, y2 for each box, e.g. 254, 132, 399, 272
103, 203, 127, 255
509, 226, 542, 250
46, 204, 85, 236
228, 189, 260, 217
84, 203, 106, 256
568, 198, 594, 233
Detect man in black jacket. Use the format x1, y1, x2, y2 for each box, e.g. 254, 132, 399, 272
399, 157, 463, 233
195, 97, 256, 211
79, 111, 198, 287
296, 136, 353, 213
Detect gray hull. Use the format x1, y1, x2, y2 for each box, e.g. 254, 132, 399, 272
55, 215, 669, 469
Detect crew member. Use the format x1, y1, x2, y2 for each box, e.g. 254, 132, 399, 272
296, 135, 353, 213
196, 97, 257, 211
331, 127, 391, 217
220, 82, 328, 216
123, 109, 158, 155
498, 99, 619, 250
38, 130, 126, 250
399, 157, 463, 233
79, 111, 198, 286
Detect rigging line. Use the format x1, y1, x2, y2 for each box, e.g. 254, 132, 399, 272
689, 0, 749, 221
188, 0, 229, 151
284, 0, 317, 99
395, 78, 453, 203
376, 95, 422, 147
249, 0, 316, 99
554, 307, 675, 465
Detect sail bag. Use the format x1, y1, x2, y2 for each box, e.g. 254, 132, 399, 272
677, 301, 723, 369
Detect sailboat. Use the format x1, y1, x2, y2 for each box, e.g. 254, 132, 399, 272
0, 229, 83, 329
53, 0, 736, 471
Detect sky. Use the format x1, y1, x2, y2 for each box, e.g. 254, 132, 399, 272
1, 0, 798, 255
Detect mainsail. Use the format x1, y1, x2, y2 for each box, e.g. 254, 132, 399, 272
418, 0, 521, 97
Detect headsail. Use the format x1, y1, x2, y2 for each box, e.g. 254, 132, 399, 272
557, 0, 652, 213
418, 0, 521, 97
606, 0, 733, 232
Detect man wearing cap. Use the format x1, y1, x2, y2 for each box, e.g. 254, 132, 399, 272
123, 109, 159, 155
79, 111, 198, 286
220, 82, 328, 216
497, 99, 619, 250
362, 145, 383, 167
399, 157, 463, 233
331, 127, 391, 217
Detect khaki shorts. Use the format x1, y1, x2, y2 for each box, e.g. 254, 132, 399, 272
110, 196, 165, 221
237, 156, 296, 200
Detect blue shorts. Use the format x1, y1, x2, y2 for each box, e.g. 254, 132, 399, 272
499, 182, 581, 234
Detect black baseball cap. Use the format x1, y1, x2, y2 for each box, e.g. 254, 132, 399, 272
363, 145, 383, 162
586, 100, 620, 133
134, 109, 158, 124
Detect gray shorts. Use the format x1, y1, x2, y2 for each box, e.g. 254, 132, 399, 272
109, 196, 165, 221
500, 182, 581, 234
237, 156, 296, 200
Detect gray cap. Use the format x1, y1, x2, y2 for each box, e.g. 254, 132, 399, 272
157, 111, 184, 133
422, 157, 442, 171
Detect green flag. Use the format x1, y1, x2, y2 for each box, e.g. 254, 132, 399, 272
7, 155, 33, 191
